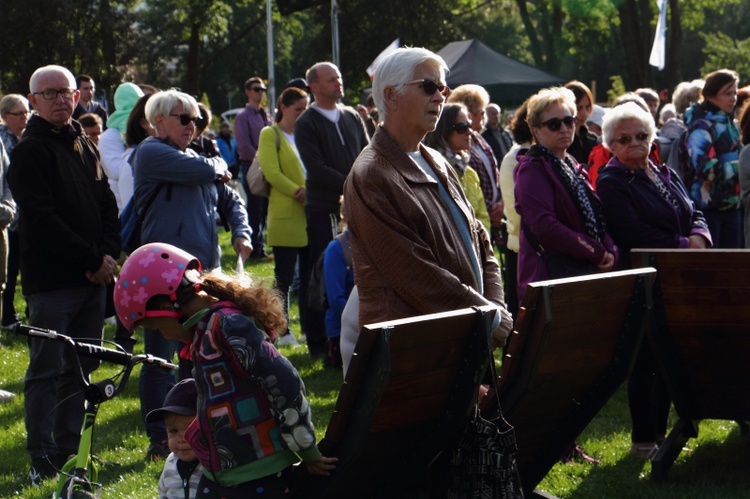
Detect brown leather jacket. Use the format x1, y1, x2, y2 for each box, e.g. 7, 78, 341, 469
344, 126, 507, 330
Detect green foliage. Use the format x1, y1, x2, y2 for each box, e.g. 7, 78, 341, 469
562, 0, 618, 18
607, 74, 627, 103
2, 0, 749, 118
679, 0, 742, 31
700, 33, 750, 84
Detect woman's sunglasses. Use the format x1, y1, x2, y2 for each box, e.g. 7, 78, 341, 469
614, 132, 650, 145
452, 122, 472, 134
403, 79, 451, 97
539, 115, 577, 131
169, 113, 200, 126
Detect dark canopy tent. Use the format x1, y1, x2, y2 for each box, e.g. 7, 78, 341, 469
437, 39, 565, 103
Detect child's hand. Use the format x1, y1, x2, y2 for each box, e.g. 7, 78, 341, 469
304, 455, 338, 476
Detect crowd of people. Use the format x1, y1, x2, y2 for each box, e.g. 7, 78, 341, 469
0, 51, 747, 496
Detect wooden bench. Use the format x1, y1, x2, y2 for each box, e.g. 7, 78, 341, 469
292, 305, 498, 498
496, 268, 656, 497
631, 249, 750, 481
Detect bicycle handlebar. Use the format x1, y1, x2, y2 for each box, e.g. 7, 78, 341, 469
13, 324, 178, 370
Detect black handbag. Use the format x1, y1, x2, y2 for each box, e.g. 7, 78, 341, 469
446, 357, 524, 499
521, 221, 599, 280
542, 251, 599, 279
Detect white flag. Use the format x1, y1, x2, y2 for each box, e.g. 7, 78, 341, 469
649, 0, 667, 70
366, 39, 400, 79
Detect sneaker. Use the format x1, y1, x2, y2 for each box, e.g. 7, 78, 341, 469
276, 331, 301, 347
29, 457, 57, 487
0, 389, 15, 404
146, 441, 170, 462
630, 442, 659, 460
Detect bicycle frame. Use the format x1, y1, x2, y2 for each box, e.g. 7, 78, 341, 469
13, 324, 177, 499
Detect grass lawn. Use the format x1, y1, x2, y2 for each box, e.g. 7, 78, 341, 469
0, 231, 748, 497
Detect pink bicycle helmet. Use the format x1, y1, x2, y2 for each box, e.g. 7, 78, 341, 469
114, 243, 202, 331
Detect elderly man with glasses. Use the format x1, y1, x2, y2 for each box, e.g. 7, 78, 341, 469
7, 64, 120, 486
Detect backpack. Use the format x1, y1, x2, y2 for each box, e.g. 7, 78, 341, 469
666, 128, 693, 186
307, 232, 352, 313
120, 158, 168, 258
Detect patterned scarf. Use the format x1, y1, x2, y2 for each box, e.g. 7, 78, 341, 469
531, 144, 607, 242
645, 165, 680, 210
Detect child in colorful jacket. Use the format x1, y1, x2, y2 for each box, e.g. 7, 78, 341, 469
114, 243, 336, 497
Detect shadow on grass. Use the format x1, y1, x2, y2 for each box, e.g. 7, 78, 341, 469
546, 424, 750, 499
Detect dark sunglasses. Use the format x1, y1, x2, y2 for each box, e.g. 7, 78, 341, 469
169, 113, 199, 126
539, 115, 577, 131
453, 122, 472, 134
251, 87, 266, 93
614, 132, 650, 145
404, 79, 451, 97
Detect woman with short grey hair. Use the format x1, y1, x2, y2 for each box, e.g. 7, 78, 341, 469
601, 101, 656, 152
596, 100, 711, 460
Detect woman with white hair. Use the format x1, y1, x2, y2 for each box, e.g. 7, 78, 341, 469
596, 101, 711, 460
345, 47, 512, 341
343, 43, 514, 496
596, 101, 711, 263
132, 89, 253, 460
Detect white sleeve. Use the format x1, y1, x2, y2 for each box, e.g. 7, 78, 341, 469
119, 147, 135, 215
98, 128, 126, 211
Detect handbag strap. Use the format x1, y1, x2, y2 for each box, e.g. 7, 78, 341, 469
521, 220, 545, 256
273, 125, 281, 150
271, 124, 283, 175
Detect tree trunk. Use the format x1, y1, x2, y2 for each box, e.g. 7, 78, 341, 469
98, 0, 117, 100
186, 21, 202, 96
618, 0, 650, 88
666, 0, 683, 92
516, 0, 545, 69
549, 1, 562, 75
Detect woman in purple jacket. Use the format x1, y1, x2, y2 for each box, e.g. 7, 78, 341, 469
596, 101, 711, 460
514, 87, 618, 302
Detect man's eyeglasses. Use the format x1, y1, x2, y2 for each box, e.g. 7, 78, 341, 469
403, 79, 451, 97
453, 122, 472, 135
169, 113, 200, 126
33, 89, 75, 101
5, 110, 29, 116
539, 115, 577, 131
251, 87, 266, 93
614, 132, 650, 145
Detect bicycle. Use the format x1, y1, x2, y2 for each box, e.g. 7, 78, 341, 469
14, 324, 177, 499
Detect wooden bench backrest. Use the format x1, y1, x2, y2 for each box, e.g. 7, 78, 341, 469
294, 306, 496, 497
497, 268, 655, 494
632, 249, 750, 421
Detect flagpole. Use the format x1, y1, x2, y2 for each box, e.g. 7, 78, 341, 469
266, 0, 276, 113
331, 0, 340, 68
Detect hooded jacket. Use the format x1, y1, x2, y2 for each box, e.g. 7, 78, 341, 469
684, 100, 741, 211
8, 115, 120, 294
